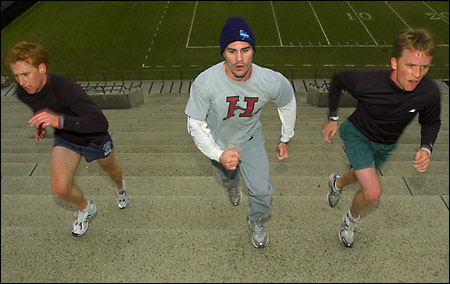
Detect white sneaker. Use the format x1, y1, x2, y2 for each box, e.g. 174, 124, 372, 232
228, 186, 242, 206
72, 200, 97, 237
339, 209, 360, 248
116, 180, 130, 209
327, 174, 342, 208
249, 218, 269, 248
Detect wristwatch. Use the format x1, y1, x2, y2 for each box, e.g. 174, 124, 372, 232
327, 112, 339, 121
328, 116, 339, 121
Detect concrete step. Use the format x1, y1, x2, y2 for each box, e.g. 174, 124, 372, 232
380, 161, 450, 176
0, 124, 323, 133
1, 127, 449, 145
1, 140, 448, 154
3, 151, 448, 164
3, 97, 446, 110
1, 194, 447, 282
0, 143, 348, 153
1, 194, 447, 231
0, 135, 324, 146
1, 220, 447, 282
2, 90, 448, 283
2, 161, 448, 178
2, 174, 447, 196
0, 105, 353, 117
1, 115, 448, 126
4, 131, 447, 146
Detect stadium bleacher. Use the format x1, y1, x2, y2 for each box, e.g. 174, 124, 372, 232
1, 79, 448, 282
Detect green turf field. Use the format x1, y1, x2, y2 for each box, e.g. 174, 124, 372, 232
1, 1, 448, 79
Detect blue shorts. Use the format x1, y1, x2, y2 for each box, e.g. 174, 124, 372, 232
339, 120, 397, 171
53, 134, 114, 163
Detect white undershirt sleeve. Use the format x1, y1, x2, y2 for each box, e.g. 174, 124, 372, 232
187, 116, 223, 162
277, 96, 297, 143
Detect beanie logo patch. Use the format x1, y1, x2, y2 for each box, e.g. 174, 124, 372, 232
239, 30, 250, 41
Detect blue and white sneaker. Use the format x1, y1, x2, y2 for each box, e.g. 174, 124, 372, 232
72, 200, 97, 237
339, 210, 360, 248
327, 174, 342, 208
116, 180, 130, 209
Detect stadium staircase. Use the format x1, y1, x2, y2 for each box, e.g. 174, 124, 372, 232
1, 84, 449, 282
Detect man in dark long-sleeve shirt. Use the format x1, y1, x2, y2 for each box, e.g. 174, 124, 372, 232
322, 28, 441, 248
6, 42, 130, 237
17, 72, 110, 146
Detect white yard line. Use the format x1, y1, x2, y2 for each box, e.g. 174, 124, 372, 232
384, 1, 411, 29
185, 46, 219, 49
186, 44, 394, 48
346, 1, 378, 45
422, 1, 449, 24
270, 1, 283, 47
185, 43, 448, 48
142, 1, 170, 68
308, 1, 330, 45
186, 1, 198, 48
143, 1, 448, 68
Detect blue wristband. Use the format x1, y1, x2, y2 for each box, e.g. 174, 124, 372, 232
59, 114, 65, 129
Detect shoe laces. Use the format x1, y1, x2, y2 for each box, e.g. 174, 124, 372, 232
331, 188, 341, 196
117, 190, 129, 201
229, 187, 240, 197
74, 208, 89, 222
344, 216, 361, 233
252, 219, 265, 233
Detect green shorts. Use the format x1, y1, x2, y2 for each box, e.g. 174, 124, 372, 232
339, 120, 397, 171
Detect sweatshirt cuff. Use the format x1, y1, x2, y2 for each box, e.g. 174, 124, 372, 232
420, 147, 431, 156
212, 149, 224, 163
420, 143, 433, 154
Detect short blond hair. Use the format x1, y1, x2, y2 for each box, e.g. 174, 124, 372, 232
392, 28, 435, 59
6, 41, 48, 68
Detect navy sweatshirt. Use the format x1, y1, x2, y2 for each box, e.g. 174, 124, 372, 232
17, 73, 109, 146
328, 70, 441, 152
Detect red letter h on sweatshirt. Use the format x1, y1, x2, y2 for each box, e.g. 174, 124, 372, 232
223, 96, 259, 120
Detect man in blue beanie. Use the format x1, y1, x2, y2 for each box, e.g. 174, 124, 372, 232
185, 17, 297, 248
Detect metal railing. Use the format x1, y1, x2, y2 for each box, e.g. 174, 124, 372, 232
443, 70, 449, 87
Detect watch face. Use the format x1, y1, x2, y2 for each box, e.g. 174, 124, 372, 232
327, 113, 338, 121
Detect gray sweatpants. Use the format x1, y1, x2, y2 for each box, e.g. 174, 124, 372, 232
211, 126, 273, 221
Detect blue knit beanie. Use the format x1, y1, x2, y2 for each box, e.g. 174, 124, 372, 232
220, 17, 255, 55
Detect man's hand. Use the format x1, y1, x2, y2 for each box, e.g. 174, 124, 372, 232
29, 109, 59, 129
219, 150, 241, 170
323, 120, 338, 143
277, 142, 289, 160
413, 148, 431, 173
35, 124, 46, 142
